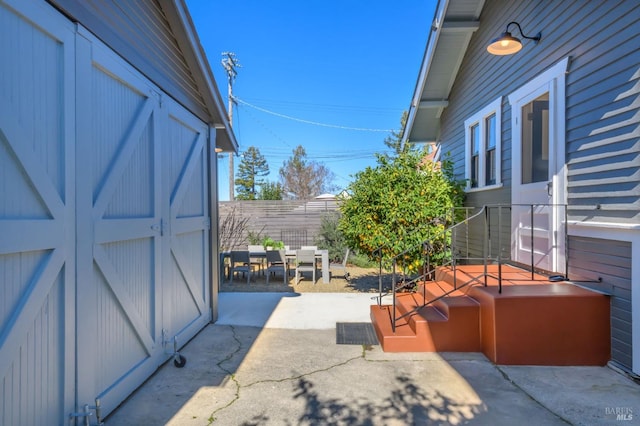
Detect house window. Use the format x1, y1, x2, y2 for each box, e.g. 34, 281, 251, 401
470, 124, 480, 187
464, 97, 502, 190
485, 113, 496, 185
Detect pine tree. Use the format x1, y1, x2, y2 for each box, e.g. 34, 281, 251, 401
235, 146, 269, 200
382, 111, 412, 156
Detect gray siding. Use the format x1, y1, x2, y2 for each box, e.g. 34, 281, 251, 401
48, 0, 209, 121
452, 206, 511, 263
568, 236, 632, 370
437, 0, 640, 224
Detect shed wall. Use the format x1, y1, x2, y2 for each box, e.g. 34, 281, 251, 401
47, 0, 209, 122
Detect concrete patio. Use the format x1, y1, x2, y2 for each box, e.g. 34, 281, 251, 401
105, 292, 640, 425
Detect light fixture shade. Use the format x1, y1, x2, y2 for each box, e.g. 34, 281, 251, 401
487, 32, 523, 55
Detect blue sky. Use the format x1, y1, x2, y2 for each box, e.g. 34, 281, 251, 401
185, 1, 436, 200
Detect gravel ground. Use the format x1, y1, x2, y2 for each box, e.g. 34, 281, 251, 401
219, 265, 387, 293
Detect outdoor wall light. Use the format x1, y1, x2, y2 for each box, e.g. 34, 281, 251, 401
487, 21, 541, 55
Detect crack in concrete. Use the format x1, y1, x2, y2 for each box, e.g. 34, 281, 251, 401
243, 355, 364, 388
207, 328, 368, 424
207, 325, 243, 424
494, 364, 572, 425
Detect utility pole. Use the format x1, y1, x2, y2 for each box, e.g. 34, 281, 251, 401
222, 52, 240, 201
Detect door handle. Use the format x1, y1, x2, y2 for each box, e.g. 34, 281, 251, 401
546, 181, 553, 196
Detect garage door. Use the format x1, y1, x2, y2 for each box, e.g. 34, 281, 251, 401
162, 104, 211, 349
74, 29, 211, 416
74, 31, 167, 415
1, 1, 213, 422
0, 1, 76, 424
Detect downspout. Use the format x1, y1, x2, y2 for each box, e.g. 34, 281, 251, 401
208, 126, 220, 322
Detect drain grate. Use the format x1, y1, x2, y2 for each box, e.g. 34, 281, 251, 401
336, 322, 379, 345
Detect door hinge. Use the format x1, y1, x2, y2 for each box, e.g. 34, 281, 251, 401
204, 217, 211, 229
151, 220, 169, 236
151, 222, 161, 235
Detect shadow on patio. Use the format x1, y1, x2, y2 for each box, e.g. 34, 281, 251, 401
219, 266, 389, 293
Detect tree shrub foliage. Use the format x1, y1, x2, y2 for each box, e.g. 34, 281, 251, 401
338, 148, 465, 272
236, 146, 269, 200
279, 145, 335, 199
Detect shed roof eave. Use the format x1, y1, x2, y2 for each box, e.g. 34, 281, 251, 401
163, 0, 238, 153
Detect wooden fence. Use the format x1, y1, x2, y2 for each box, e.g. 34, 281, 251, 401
219, 200, 340, 250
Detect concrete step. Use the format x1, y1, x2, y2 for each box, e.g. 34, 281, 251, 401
371, 264, 610, 365
371, 279, 481, 352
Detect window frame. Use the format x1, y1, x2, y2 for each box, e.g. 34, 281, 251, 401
464, 97, 502, 191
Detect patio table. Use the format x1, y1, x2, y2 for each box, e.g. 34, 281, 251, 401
220, 249, 330, 283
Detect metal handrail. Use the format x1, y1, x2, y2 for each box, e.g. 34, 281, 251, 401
374, 207, 486, 331
376, 203, 569, 333
373, 207, 474, 305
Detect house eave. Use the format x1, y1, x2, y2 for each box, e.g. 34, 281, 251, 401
404, 0, 485, 145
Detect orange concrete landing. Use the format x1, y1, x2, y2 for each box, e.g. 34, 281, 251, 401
371, 264, 611, 365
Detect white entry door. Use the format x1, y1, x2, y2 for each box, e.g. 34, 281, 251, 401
510, 58, 568, 274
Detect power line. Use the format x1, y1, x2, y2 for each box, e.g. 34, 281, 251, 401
233, 96, 398, 133
236, 108, 392, 163
238, 96, 403, 115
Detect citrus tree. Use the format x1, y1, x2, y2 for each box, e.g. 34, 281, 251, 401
338, 148, 465, 273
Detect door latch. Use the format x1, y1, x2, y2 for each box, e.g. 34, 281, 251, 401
69, 399, 102, 426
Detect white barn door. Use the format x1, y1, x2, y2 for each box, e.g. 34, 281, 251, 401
1, 1, 213, 421
162, 101, 211, 348
74, 33, 166, 415
74, 30, 212, 418
0, 1, 76, 424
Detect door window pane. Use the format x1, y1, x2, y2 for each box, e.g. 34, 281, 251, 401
521, 93, 549, 184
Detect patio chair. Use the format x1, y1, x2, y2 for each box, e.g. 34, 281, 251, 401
295, 249, 316, 285
247, 244, 265, 276
229, 250, 251, 284
301, 245, 319, 268
265, 250, 287, 285
330, 248, 350, 280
